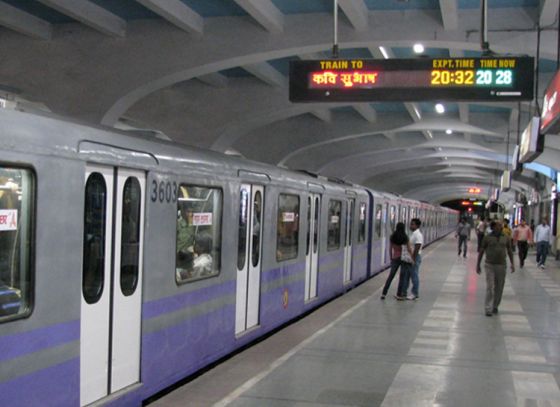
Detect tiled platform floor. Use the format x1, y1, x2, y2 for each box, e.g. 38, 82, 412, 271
152, 235, 560, 407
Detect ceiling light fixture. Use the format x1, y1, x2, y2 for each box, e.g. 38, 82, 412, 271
379, 46, 390, 59
445, 129, 453, 135
413, 43, 424, 54
435, 103, 445, 114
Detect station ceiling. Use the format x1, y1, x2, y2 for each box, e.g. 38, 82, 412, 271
1, 0, 559, 206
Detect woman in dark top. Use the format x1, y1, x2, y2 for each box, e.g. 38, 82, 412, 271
381, 222, 414, 300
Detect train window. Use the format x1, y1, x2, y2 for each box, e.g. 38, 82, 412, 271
252, 191, 262, 267
277, 194, 300, 261
306, 197, 311, 256
83, 172, 106, 305
313, 196, 320, 253
327, 200, 342, 251
120, 177, 141, 296
237, 187, 249, 270
390, 205, 396, 231
375, 204, 382, 239
358, 203, 367, 242
0, 168, 34, 321
176, 185, 222, 283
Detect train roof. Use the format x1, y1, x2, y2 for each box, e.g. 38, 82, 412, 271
0, 109, 373, 197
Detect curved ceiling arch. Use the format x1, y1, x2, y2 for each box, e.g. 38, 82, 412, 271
1, 2, 557, 207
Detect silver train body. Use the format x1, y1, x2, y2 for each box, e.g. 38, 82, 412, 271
0, 110, 457, 406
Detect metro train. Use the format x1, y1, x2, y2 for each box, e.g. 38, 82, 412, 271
0, 109, 457, 406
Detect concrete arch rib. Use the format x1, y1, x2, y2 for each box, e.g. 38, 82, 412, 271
401, 183, 518, 204
97, 9, 553, 127
342, 152, 504, 182
313, 140, 497, 174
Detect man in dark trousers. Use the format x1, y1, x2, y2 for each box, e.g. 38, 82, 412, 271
456, 217, 471, 258
476, 220, 515, 316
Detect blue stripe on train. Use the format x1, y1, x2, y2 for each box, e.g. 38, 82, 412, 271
0, 358, 79, 407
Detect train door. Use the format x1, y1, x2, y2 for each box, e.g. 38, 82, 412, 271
235, 184, 264, 335
305, 194, 321, 301
343, 199, 354, 283
375, 204, 387, 265
381, 203, 388, 264
80, 165, 145, 406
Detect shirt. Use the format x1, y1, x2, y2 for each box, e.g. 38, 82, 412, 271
535, 224, 551, 243
513, 225, 533, 242
481, 232, 512, 265
410, 229, 423, 254
476, 221, 486, 233
176, 218, 195, 253
390, 242, 402, 260
456, 222, 471, 237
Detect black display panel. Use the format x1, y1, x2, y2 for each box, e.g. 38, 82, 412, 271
289, 57, 534, 102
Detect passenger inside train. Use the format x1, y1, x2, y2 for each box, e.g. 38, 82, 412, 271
192, 234, 213, 277
175, 185, 222, 282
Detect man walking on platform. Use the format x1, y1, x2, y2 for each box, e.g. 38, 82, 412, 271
456, 217, 471, 258
535, 218, 551, 269
476, 220, 515, 316
476, 217, 487, 252
513, 219, 533, 268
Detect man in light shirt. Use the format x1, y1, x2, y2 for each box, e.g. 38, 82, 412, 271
400, 218, 423, 300
513, 219, 533, 268
535, 218, 551, 269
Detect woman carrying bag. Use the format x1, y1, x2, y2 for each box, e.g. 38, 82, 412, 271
381, 222, 415, 300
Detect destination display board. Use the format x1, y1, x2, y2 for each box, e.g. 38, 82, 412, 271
289, 57, 534, 102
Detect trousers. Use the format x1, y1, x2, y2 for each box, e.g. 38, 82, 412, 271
382, 259, 401, 296
517, 241, 528, 267
536, 241, 549, 266
484, 263, 506, 313
458, 235, 468, 256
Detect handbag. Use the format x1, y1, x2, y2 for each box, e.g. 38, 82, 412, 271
400, 245, 414, 264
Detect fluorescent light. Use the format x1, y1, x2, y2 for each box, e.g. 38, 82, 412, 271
435, 103, 445, 114
445, 129, 453, 135
427, 130, 433, 138
413, 43, 424, 54
379, 46, 390, 59
413, 106, 421, 120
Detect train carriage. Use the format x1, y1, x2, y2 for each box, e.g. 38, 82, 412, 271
0, 109, 456, 406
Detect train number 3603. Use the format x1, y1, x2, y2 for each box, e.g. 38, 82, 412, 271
150, 180, 177, 203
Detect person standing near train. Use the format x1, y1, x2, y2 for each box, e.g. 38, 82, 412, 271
476, 220, 515, 316
381, 222, 414, 300
400, 218, 423, 300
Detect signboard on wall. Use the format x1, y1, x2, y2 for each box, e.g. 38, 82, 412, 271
519, 117, 544, 163
541, 69, 560, 134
